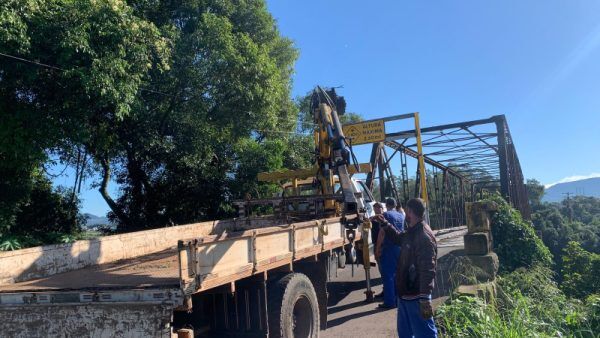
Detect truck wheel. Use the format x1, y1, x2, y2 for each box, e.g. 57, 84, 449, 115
268, 273, 319, 338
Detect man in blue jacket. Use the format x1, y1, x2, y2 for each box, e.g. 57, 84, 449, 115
378, 197, 404, 309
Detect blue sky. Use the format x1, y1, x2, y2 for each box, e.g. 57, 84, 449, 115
267, 0, 600, 183
61, 1, 600, 215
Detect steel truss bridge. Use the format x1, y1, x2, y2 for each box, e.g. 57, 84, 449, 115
361, 114, 528, 229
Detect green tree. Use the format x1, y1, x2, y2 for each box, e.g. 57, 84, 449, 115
1, 172, 83, 250
531, 195, 600, 277
526, 178, 545, 210
100, 0, 300, 230
561, 241, 600, 299
13, 174, 83, 242
0, 0, 169, 233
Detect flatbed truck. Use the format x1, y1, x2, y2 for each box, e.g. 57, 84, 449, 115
0, 211, 368, 337
0, 87, 395, 337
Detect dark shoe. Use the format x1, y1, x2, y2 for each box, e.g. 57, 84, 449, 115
377, 303, 395, 310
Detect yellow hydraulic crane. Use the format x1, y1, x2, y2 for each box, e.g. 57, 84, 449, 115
257, 86, 430, 302
258, 87, 370, 220
258, 86, 376, 300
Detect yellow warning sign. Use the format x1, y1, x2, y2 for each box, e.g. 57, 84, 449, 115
342, 120, 386, 145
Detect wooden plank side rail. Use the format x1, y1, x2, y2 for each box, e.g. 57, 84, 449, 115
177, 217, 347, 297
0, 217, 285, 285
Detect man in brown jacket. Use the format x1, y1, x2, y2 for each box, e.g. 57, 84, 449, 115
375, 198, 438, 338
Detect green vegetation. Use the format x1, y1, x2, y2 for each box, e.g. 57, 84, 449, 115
0, 0, 371, 249
527, 179, 600, 297
562, 241, 600, 299
0, 172, 84, 249
436, 193, 600, 337
1, 0, 169, 233
528, 180, 600, 257
0, 0, 310, 245
437, 267, 599, 337
489, 194, 553, 272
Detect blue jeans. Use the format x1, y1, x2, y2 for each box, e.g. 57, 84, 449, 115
380, 245, 400, 306
397, 298, 438, 338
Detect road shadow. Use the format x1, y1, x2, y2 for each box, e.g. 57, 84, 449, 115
327, 276, 382, 307
326, 307, 389, 328
328, 299, 376, 315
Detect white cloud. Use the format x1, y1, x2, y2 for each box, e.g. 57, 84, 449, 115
544, 173, 600, 189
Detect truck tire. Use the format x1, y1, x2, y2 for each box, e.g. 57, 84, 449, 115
268, 273, 319, 338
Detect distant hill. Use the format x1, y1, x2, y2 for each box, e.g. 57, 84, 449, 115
83, 213, 112, 229
543, 177, 600, 202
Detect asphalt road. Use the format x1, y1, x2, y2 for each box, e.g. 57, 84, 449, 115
321, 232, 465, 337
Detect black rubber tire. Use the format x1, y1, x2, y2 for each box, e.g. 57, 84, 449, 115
337, 250, 346, 269
267, 273, 319, 338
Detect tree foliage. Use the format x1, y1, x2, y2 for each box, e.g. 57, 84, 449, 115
0, 0, 169, 234
0, 173, 83, 249
561, 241, 600, 299
1, 0, 306, 236
524, 180, 600, 300
526, 178, 545, 209
487, 195, 553, 272
101, 0, 300, 230
530, 191, 600, 287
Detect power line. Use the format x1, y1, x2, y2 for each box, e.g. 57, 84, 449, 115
0, 51, 177, 97
0, 51, 310, 125
254, 129, 310, 135
0, 51, 64, 71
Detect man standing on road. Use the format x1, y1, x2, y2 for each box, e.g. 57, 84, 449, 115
377, 198, 404, 309
376, 198, 438, 338
370, 202, 385, 255
370, 202, 385, 299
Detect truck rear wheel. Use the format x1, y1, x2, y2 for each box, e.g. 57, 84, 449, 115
268, 273, 319, 338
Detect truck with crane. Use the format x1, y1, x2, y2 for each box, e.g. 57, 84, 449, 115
0, 87, 421, 337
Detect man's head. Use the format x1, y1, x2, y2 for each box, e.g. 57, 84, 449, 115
405, 198, 426, 226
385, 197, 397, 210
373, 202, 383, 215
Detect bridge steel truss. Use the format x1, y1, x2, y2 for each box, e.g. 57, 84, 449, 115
363, 114, 529, 230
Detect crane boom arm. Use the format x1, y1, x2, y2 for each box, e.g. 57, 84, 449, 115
311, 87, 365, 215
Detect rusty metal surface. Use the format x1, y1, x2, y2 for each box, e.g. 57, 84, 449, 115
0, 303, 173, 338
0, 248, 180, 293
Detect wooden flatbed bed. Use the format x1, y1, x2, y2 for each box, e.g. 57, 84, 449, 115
0, 216, 352, 337
0, 248, 181, 293
0, 217, 349, 297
